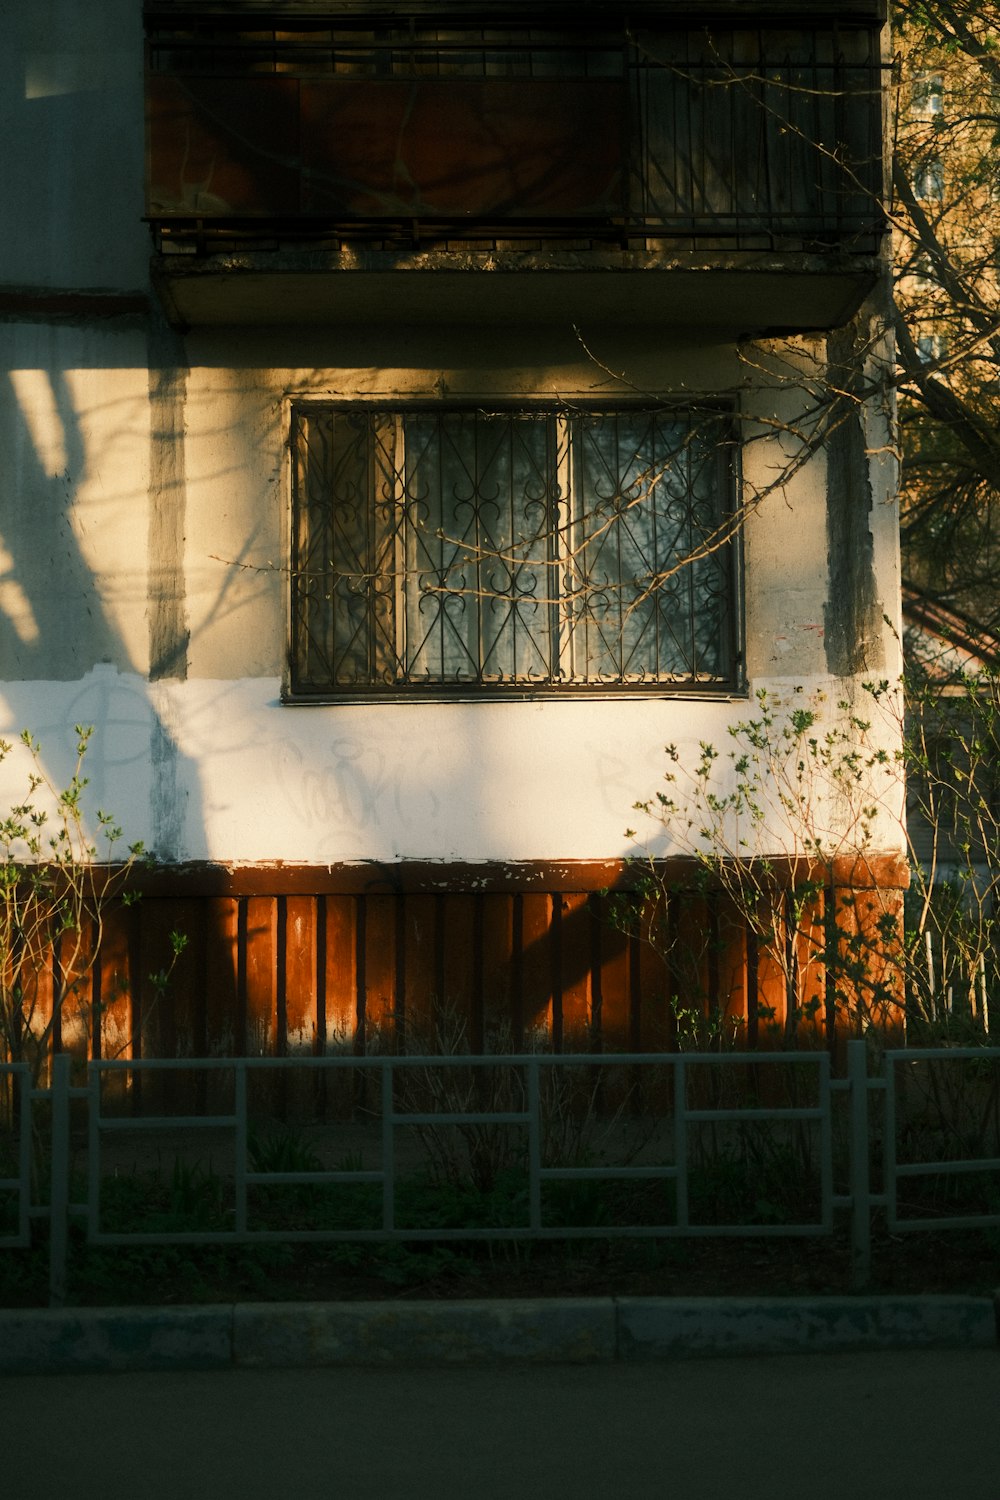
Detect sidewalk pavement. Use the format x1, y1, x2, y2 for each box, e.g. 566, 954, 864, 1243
1, 1294, 997, 1374
4, 1351, 1000, 1500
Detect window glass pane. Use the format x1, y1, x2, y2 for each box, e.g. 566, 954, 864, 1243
569, 410, 732, 681
402, 413, 553, 682
293, 409, 395, 689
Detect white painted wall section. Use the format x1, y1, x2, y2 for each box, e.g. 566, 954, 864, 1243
0, 667, 905, 866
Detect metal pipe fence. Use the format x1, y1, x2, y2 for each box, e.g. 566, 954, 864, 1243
3, 1042, 1000, 1307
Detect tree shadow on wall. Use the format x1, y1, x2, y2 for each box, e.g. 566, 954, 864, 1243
0, 329, 208, 1090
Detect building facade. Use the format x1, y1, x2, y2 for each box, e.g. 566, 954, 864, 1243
0, 1, 902, 1061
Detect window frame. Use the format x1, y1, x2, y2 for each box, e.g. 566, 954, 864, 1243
282, 396, 745, 704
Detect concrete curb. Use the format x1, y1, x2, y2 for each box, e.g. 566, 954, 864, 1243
616, 1295, 999, 1359
235, 1298, 616, 1368
1, 1296, 996, 1374
0, 1306, 233, 1375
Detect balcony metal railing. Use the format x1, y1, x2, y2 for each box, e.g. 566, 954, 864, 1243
145, 20, 885, 254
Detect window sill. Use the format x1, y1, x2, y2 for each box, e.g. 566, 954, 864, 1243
280, 683, 746, 707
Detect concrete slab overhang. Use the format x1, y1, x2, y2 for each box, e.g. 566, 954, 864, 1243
145, 2, 889, 19
151, 248, 882, 336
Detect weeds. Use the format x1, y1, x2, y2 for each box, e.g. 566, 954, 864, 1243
0, 728, 188, 1140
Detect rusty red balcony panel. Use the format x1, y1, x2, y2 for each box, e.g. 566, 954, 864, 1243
147, 75, 624, 221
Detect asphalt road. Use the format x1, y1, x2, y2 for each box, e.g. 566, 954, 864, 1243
5, 1349, 999, 1499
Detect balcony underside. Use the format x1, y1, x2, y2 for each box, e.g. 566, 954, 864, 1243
152, 248, 880, 334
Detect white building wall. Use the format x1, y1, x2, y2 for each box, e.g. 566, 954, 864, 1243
0, 0, 904, 871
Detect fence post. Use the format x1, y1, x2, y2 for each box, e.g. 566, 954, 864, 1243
49, 1052, 72, 1308
846, 1038, 871, 1290
382, 1061, 395, 1235
527, 1056, 541, 1232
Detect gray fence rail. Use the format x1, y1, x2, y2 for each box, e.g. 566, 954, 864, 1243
3, 1042, 1000, 1306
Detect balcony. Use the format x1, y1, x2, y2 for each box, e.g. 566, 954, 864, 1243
145, 7, 887, 332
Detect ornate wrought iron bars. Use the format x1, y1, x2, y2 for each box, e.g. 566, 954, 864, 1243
288, 405, 740, 696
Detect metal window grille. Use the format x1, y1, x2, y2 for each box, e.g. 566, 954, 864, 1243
289, 406, 739, 697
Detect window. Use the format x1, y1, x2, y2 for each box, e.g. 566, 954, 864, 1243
917, 332, 948, 366
911, 73, 944, 124
911, 255, 936, 289
912, 158, 945, 202
288, 405, 739, 698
